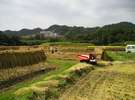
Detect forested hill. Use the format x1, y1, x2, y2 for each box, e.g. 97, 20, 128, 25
45, 24, 99, 35
94, 22, 135, 44
0, 22, 135, 45
1, 22, 135, 38
45, 22, 135, 44
0, 31, 22, 45
3, 28, 42, 36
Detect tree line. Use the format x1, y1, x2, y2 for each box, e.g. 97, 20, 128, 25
0, 31, 22, 45
1, 22, 135, 45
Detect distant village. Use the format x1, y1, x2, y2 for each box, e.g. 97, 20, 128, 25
32, 31, 63, 39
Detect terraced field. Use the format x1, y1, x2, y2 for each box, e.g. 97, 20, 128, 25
0, 44, 134, 100
59, 63, 135, 100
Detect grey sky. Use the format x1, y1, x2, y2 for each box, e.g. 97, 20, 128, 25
0, 0, 135, 30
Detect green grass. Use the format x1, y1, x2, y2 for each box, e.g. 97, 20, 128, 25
42, 42, 93, 46
106, 51, 135, 61
43, 59, 78, 80
125, 41, 135, 45
21, 39, 47, 44
0, 59, 77, 100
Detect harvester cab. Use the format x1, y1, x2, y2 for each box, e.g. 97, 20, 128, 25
78, 53, 97, 65
89, 54, 97, 65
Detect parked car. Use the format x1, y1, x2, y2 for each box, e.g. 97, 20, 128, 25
126, 45, 135, 53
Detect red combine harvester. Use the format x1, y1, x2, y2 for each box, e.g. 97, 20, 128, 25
78, 53, 97, 65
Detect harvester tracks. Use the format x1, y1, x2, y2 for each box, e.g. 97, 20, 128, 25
59, 67, 135, 100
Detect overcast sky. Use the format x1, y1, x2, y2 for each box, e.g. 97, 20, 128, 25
0, 0, 135, 30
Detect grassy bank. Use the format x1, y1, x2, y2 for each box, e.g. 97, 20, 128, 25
0, 59, 77, 100
24, 63, 94, 100
104, 51, 135, 61
0, 50, 47, 85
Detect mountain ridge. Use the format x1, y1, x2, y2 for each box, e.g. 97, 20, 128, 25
1, 22, 135, 36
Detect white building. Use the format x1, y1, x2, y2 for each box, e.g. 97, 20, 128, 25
39, 31, 58, 38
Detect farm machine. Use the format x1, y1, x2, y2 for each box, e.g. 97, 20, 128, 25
78, 53, 97, 65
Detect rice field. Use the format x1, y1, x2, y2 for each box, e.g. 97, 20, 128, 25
104, 51, 135, 61
0, 59, 78, 100
0, 43, 134, 100
59, 63, 135, 100
0, 46, 51, 92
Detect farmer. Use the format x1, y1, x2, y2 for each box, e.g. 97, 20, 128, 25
54, 47, 58, 52
50, 46, 54, 54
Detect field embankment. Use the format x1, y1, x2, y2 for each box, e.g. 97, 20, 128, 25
0, 59, 78, 100
14, 63, 94, 100
0, 47, 52, 90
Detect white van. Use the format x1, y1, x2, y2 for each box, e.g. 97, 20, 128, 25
126, 45, 135, 53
